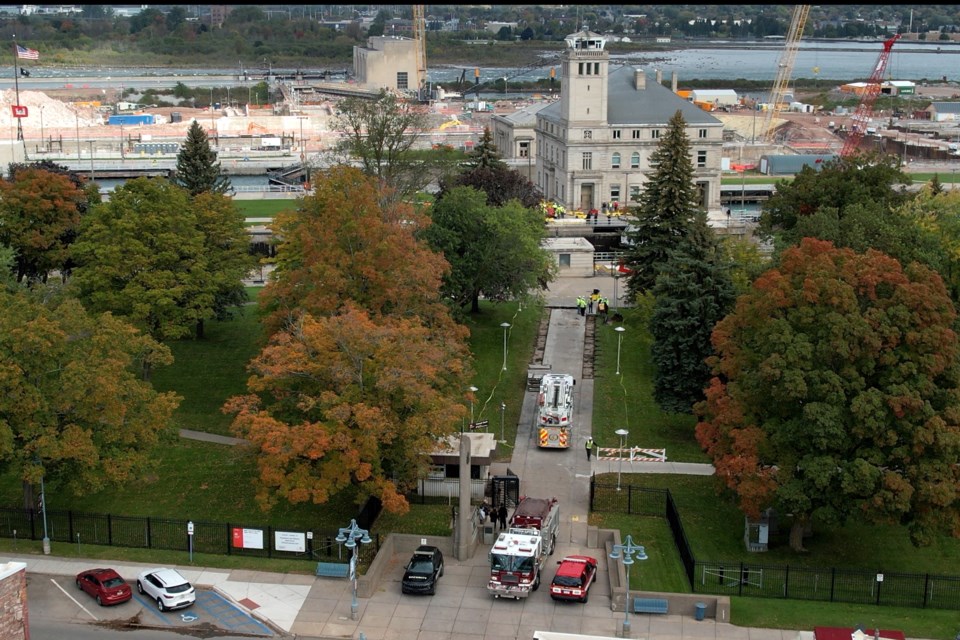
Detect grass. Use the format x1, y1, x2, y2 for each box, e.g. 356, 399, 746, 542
234, 199, 298, 218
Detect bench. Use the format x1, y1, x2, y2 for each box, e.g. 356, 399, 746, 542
633, 597, 669, 614
316, 562, 350, 578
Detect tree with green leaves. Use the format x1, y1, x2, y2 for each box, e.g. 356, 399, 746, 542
424, 185, 554, 314
650, 213, 735, 414
0, 288, 179, 498
333, 90, 434, 201
695, 238, 960, 550
439, 127, 541, 208
173, 120, 231, 196
69, 178, 216, 354
623, 110, 701, 298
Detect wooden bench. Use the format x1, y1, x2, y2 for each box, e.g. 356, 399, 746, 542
315, 562, 350, 578
633, 597, 669, 614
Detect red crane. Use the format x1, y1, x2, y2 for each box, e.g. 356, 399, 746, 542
840, 34, 901, 157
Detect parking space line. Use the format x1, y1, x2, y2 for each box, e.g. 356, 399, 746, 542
194, 591, 273, 636
131, 593, 173, 625
50, 578, 98, 621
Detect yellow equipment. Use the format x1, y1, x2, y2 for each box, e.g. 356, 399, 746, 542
762, 5, 810, 143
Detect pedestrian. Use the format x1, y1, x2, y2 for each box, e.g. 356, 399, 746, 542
598, 298, 608, 324
585, 436, 594, 461
587, 295, 594, 315
497, 504, 508, 530
478, 504, 487, 524
576, 296, 586, 316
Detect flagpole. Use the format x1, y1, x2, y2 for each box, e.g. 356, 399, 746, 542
12, 36, 23, 142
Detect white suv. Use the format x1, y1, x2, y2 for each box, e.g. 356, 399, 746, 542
136, 568, 196, 611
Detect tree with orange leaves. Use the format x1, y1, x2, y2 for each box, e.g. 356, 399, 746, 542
229, 166, 472, 514
695, 238, 960, 550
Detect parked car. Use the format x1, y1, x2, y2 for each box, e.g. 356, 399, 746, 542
401, 545, 444, 595
550, 555, 598, 603
75, 568, 132, 606
135, 568, 196, 611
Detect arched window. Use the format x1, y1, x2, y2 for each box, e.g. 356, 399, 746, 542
611, 152, 621, 169
631, 152, 640, 169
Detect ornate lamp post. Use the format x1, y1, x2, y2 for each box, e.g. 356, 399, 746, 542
615, 326, 626, 375
500, 322, 511, 371
468, 386, 479, 428
336, 519, 372, 621
610, 535, 648, 638
615, 428, 629, 492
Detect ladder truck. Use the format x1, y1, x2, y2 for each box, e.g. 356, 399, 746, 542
487, 496, 560, 599
536, 373, 575, 449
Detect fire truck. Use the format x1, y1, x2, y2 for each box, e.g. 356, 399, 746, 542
536, 373, 575, 449
487, 496, 560, 599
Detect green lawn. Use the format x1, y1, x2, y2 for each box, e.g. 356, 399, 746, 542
234, 199, 298, 218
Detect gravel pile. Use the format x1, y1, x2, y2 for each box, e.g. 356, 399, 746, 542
0, 89, 100, 130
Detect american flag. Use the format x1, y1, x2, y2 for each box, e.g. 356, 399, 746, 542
16, 44, 39, 60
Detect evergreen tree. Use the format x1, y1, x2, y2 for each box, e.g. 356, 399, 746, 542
173, 120, 231, 196
623, 110, 701, 298
439, 127, 541, 208
650, 212, 735, 414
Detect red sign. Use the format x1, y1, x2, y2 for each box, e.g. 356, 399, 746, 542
11, 105, 27, 118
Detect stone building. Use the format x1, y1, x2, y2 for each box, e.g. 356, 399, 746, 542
532, 30, 724, 214
352, 36, 419, 94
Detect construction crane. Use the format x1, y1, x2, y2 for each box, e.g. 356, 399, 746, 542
412, 5, 427, 100
762, 5, 811, 143
839, 33, 901, 158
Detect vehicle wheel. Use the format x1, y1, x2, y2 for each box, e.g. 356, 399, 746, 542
157, 598, 165, 612
96, 595, 103, 606
429, 584, 436, 596
581, 591, 589, 604
136, 580, 144, 595
532, 574, 540, 591
76, 579, 82, 590
439, 563, 444, 578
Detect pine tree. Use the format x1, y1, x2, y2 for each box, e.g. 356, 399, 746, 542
173, 120, 231, 196
623, 110, 701, 297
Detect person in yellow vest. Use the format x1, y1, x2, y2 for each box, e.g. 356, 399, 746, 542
585, 436, 595, 460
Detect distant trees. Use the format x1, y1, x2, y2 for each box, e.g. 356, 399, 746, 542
173, 121, 231, 196
695, 238, 960, 550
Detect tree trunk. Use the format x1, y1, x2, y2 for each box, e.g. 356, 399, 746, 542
22, 480, 34, 512
789, 517, 809, 552
196, 318, 205, 339
471, 292, 481, 313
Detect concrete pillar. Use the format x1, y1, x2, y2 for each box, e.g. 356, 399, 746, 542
455, 434, 474, 560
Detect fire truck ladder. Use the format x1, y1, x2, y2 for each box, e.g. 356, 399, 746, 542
762, 5, 811, 143
839, 34, 901, 158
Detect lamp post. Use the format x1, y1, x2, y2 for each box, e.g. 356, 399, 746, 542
39, 464, 50, 555
613, 272, 620, 311
500, 402, 506, 443
615, 428, 629, 492
615, 326, 626, 375
336, 519, 372, 621
39, 105, 44, 151
500, 322, 511, 371
75, 110, 80, 162
609, 535, 648, 638
468, 386, 478, 428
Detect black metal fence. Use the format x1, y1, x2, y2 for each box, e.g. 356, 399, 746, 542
0, 506, 380, 566
589, 477, 960, 611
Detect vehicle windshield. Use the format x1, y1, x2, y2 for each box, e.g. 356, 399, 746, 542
490, 554, 536, 572
407, 559, 434, 573
552, 574, 583, 588
102, 577, 125, 588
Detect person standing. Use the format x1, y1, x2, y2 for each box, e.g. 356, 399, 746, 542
585, 436, 594, 460
497, 504, 508, 531
576, 296, 586, 316
587, 295, 594, 315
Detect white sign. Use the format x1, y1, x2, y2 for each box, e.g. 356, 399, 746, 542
274, 531, 306, 553
877, 573, 884, 582
232, 527, 265, 550
187, 521, 194, 536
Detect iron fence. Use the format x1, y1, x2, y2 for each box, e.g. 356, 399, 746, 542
589, 477, 960, 611
0, 506, 379, 566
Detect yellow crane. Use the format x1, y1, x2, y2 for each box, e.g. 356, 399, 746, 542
762, 5, 811, 143
413, 5, 427, 100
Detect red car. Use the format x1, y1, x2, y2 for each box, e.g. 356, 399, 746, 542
550, 555, 598, 603
76, 568, 132, 606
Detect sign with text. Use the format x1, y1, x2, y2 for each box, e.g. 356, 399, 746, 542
231, 527, 264, 550
11, 105, 27, 118
274, 530, 306, 553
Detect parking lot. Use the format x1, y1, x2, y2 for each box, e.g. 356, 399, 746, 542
26, 572, 276, 637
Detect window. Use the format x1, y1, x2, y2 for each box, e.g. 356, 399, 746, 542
612, 129, 621, 140
559, 253, 571, 268
578, 63, 584, 75
396, 72, 408, 89
632, 130, 641, 139
583, 130, 592, 139
519, 141, 529, 158
697, 150, 707, 168
610, 185, 621, 202
593, 62, 600, 75
699, 128, 708, 139
582, 152, 592, 170
630, 152, 640, 169
630, 185, 641, 201
611, 153, 621, 169
651, 130, 660, 139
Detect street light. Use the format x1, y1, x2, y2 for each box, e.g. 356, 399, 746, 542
38, 462, 50, 555
615, 428, 629, 492
613, 272, 620, 311
468, 386, 478, 428
500, 402, 506, 443
609, 535, 648, 638
500, 322, 511, 371
336, 519, 372, 621
615, 326, 626, 375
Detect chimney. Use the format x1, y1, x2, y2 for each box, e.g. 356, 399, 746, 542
656, 69, 662, 85
671, 71, 678, 93
635, 69, 646, 90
